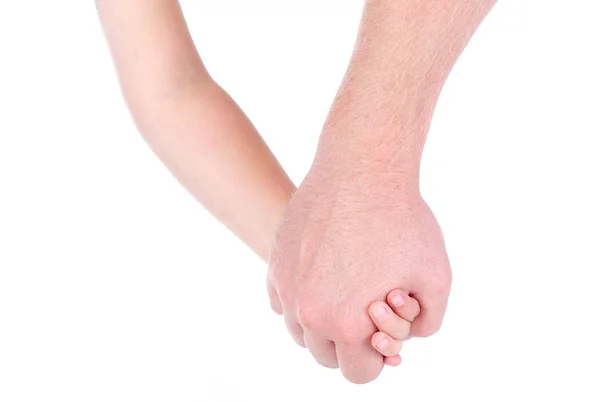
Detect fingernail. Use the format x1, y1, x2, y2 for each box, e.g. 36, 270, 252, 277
373, 306, 388, 318
391, 293, 405, 307
377, 337, 390, 350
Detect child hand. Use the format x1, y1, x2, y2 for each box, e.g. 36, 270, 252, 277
368, 289, 420, 367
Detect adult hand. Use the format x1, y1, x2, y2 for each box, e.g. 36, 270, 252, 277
267, 0, 496, 384
267, 161, 452, 384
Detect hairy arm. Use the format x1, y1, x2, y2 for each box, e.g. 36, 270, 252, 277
268, 0, 497, 384
317, 0, 497, 188
96, 0, 294, 260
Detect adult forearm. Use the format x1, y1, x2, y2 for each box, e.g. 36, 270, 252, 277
316, 0, 496, 193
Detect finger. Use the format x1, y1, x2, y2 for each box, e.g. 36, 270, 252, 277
387, 290, 421, 322
410, 289, 450, 338
284, 314, 306, 347
368, 301, 411, 340
384, 354, 402, 367
304, 333, 338, 369
335, 342, 383, 384
371, 332, 403, 357
267, 279, 283, 315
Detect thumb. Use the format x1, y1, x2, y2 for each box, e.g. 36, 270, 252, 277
409, 287, 450, 338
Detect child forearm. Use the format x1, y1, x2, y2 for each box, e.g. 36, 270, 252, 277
96, 0, 294, 261
140, 80, 294, 261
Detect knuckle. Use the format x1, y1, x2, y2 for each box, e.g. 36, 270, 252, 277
335, 322, 365, 344
297, 304, 321, 330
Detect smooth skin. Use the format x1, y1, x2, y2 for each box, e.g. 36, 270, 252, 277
95, 0, 422, 371
268, 0, 497, 384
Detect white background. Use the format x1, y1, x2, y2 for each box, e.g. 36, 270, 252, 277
1, 1, 599, 401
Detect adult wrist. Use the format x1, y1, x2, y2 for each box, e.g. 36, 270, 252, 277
310, 142, 422, 202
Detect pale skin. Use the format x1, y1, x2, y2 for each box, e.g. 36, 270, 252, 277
97, 0, 497, 383
95, 0, 423, 369
268, 0, 497, 384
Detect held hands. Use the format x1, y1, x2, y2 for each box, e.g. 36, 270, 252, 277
98, 0, 491, 384
368, 290, 421, 367
267, 163, 452, 383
